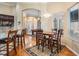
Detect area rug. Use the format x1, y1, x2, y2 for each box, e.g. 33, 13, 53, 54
0, 38, 24, 56
26, 45, 65, 56
0, 42, 14, 56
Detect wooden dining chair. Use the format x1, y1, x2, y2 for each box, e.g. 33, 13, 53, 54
21, 29, 26, 47
36, 30, 45, 51
57, 29, 63, 51
52, 29, 57, 33
43, 34, 52, 49
17, 28, 26, 48
50, 32, 58, 55
50, 29, 63, 55
0, 30, 17, 56
7, 30, 18, 56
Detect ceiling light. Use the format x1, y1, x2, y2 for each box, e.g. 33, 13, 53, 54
43, 13, 51, 18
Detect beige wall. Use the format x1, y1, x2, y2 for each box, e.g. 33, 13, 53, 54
20, 2, 75, 32
0, 4, 14, 32
65, 3, 79, 55
0, 4, 14, 17
20, 3, 53, 32
0, 4, 13, 15
47, 2, 79, 55
47, 2, 75, 40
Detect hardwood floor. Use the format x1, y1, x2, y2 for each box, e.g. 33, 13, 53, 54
9, 35, 76, 56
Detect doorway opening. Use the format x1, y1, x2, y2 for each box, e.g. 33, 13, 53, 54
22, 8, 41, 35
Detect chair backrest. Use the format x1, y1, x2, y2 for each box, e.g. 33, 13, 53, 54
51, 32, 57, 41
54, 29, 57, 31
21, 28, 26, 36
36, 29, 43, 40
51, 29, 63, 41
52, 28, 58, 34
57, 29, 63, 40
8, 30, 17, 40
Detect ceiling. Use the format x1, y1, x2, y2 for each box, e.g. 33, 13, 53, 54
0, 2, 16, 7
0, 2, 76, 8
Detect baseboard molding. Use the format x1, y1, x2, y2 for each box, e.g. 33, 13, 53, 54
66, 45, 79, 56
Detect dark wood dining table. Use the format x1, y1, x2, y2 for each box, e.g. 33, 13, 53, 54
43, 32, 52, 37
32, 29, 40, 35
43, 31, 57, 37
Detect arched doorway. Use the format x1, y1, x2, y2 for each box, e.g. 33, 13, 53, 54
22, 8, 41, 35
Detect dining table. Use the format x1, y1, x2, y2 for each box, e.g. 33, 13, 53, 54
31, 29, 38, 35
43, 32, 53, 37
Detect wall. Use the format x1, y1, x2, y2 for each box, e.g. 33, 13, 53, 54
0, 4, 14, 33
19, 2, 75, 32
0, 4, 13, 15
47, 2, 79, 55
66, 3, 79, 55
20, 3, 52, 32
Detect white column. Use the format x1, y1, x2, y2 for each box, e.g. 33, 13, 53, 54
14, 3, 22, 30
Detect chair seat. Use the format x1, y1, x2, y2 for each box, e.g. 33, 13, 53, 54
53, 39, 58, 41
0, 38, 12, 44
16, 34, 23, 37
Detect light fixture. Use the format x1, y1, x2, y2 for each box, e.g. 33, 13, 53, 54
43, 13, 51, 18
41, 3, 51, 18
